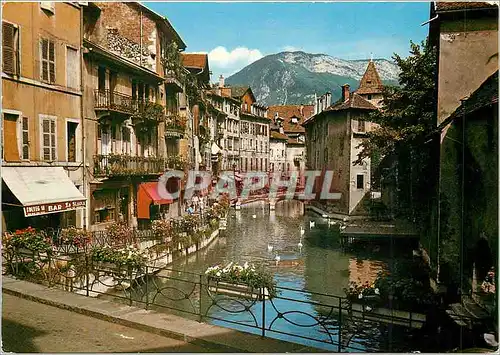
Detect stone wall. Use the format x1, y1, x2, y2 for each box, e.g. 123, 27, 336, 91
106, 28, 154, 70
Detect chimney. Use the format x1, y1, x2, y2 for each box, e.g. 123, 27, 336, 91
300, 105, 304, 116
341, 84, 350, 102
325, 92, 332, 107
219, 75, 225, 88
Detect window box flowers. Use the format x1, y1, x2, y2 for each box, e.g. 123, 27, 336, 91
58, 227, 92, 249
91, 245, 146, 271
205, 262, 277, 299
3, 227, 52, 253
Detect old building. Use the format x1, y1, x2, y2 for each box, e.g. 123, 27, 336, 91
82, 2, 186, 230
2, 2, 87, 232
181, 53, 211, 171
268, 105, 313, 173
303, 62, 382, 216
269, 131, 288, 172
232, 86, 270, 172
426, 2, 498, 296
207, 76, 241, 171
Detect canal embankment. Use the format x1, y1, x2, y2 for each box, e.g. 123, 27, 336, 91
2, 276, 323, 353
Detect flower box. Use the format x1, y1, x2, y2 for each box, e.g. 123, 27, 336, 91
208, 278, 269, 300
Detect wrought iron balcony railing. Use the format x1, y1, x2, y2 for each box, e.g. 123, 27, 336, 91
165, 114, 186, 138
164, 70, 183, 92
94, 90, 165, 122
93, 154, 165, 177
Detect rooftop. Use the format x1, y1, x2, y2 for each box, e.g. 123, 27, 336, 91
356, 61, 384, 95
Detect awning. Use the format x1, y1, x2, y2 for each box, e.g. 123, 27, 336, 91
2, 167, 86, 217
137, 182, 173, 219
211, 142, 222, 155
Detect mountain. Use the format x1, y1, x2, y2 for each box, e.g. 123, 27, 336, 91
225, 51, 400, 106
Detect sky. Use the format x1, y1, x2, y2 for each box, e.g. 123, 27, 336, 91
146, 2, 431, 79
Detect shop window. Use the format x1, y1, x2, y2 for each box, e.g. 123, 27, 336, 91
41, 115, 56, 161
66, 121, 78, 162
2, 22, 20, 76
95, 208, 115, 223
40, 37, 55, 83
356, 174, 364, 189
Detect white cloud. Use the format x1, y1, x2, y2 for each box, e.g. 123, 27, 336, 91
207, 46, 263, 78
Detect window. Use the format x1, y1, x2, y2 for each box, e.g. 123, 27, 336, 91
2, 22, 19, 75
357, 120, 366, 132
3, 113, 20, 161
291, 117, 298, 124
366, 80, 372, 84
40, 38, 55, 83
98, 67, 106, 92
22, 117, 29, 160
367, 94, 372, 100
356, 174, 364, 189
40, 2, 55, 14
66, 47, 79, 89
41, 115, 56, 161
67, 121, 78, 162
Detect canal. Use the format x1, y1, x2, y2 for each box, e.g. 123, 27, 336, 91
126, 200, 416, 351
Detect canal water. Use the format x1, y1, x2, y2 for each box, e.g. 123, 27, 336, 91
126, 201, 415, 351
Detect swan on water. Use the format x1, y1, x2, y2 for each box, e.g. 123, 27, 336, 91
252, 214, 257, 219
322, 214, 328, 218
309, 221, 315, 228
275, 254, 281, 265
267, 244, 273, 252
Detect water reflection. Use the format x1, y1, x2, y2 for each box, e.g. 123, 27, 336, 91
128, 200, 412, 351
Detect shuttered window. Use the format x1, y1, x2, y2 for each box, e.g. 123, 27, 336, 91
40, 38, 55, 83
2, 22, 19, 75
22, 117, 29, 160
41, 116, 56, 161
3, 114, 20, 161
66, 46, 79, 89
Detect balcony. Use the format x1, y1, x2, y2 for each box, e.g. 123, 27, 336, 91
93, 154, 165, 177
94, 90, 165, 124
165, 70, 183, 92
94, 89, 137, 115
165, 154, 188, 171
165, 114, 186, 138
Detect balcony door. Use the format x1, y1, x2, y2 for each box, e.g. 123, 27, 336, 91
101, 125, 110, 155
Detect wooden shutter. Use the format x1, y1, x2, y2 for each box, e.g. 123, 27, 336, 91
2, 22, 16, 74
3, 114, 20, 161
50, 119, 56, 160
41, 38, 48, 81
42, 118, 51, 160
49, 40, 55, 83
22, 117, 29, 160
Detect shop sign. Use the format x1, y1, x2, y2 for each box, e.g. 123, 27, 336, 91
24, 200, 87, 217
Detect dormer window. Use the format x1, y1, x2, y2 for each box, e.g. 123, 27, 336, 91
291, 117, 298, 124
367, 94, 372, 100
366, 80, 372, 84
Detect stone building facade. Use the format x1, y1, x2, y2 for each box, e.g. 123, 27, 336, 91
2, 2, 87, 231
303, 62, 382, 216
82, 2, 186, 230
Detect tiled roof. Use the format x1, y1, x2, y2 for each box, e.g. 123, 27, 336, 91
356, 61, 384, 95
270, 131, 289, 141
181, 53, 208, 69
303, 93, 377, 126
267, 105, 314, 133
287, 137, 304, 146
229, 86, 250, 99
435, 2, 498, 12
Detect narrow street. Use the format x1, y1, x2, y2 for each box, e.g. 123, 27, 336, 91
2, 293, 216, 353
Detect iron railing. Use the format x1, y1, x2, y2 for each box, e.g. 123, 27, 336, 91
165, 114, 186, 138
93, 154, 165, 177
3, 244, 428, 353
94, 90, 165, 120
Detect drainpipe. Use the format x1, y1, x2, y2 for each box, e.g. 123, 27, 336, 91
140, 7, 143, 67
80, 4, 87, 230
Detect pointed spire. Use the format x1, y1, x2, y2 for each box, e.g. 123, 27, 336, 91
370, 52, 373, 62
356, 60, 383, 95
